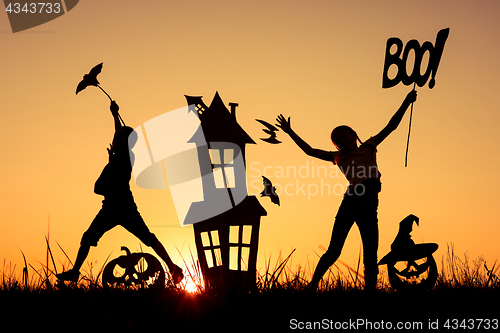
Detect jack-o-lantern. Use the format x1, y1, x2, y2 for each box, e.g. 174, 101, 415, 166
379, 215, 439, 291
380, 244, 438, 291
102, 246, 165, 287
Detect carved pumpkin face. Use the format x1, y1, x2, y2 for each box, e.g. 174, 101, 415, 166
102, 246, 165, 287
387, 255, 438, 291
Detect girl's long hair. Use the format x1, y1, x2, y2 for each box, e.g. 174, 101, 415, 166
331, 125, 363, 147
331, 125, 364, 165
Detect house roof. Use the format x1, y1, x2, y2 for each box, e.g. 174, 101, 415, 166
231, 195, 267, 218
186, 92, 255, 145
190, 195, 267, 230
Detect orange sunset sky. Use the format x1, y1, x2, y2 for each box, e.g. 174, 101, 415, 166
1, 1, 499, 282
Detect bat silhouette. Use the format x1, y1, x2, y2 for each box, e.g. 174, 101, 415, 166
76, 63, 103, 95
256, 119, 281, 144
260, 176, 280, 205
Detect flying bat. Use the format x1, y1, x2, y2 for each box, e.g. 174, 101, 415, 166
260, 176, 280, 205
256, 119, 281, 144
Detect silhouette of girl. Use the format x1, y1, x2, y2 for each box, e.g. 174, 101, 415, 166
276, 89, 417, 290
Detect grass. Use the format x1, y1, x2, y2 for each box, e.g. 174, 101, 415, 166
0, 241, 498, 330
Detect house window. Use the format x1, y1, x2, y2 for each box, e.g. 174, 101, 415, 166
200, 230, 222, 268
229, 225, 252, 271
210, 148, 235, 189
195, 103, 206, 115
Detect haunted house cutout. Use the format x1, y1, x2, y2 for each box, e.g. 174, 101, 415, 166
186, 92, 267, 291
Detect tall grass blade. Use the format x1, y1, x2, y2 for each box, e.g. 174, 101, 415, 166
45, 236, 58, 275
56, 240, 73, 267
20, 250, 28, 289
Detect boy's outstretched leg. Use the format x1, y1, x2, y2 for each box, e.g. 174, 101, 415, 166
56, 244, 91, 282
151, 241, 184, 284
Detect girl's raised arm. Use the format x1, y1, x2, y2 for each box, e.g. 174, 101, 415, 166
276, 114, 336, 162
373, 90, 417, 146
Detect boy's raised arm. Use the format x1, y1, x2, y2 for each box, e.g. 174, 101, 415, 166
109, 101, 129, 156
276, 114, 335, 162
373, 90, 417, 146
110, 101, 122, 132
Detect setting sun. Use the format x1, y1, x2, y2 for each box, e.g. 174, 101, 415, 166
183, 277, 201, 294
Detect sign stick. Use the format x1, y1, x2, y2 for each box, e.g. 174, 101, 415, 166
97, 85, 126, 126
405, 83, 416, 167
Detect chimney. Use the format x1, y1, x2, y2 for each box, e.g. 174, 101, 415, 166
229, 102, 238, 120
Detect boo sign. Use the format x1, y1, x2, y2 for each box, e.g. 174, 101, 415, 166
382, 28, 450, 89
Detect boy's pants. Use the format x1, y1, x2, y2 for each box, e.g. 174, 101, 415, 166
81, 199, 159, 248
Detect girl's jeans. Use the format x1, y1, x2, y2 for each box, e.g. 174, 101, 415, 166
311, 192, 379, 289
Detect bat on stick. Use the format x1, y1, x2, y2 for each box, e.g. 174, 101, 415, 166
76, 62, 125, 125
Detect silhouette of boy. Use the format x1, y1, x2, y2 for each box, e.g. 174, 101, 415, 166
276, 89, 417, 291
57, 101, 184, 285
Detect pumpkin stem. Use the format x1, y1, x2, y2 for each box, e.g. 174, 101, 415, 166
121, 246, 131, 256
